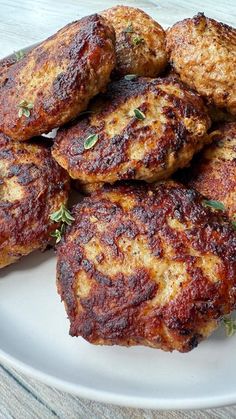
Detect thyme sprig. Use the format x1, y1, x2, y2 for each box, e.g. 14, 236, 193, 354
50, 204, 74, 244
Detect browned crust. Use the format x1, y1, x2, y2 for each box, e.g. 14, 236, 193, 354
179, 122, 236, 219
0, 14, 115, 141
166, 13, 236, 115
0, 134, 70, 268
101, 5, 167, 77
56, 181, 236, 352
52, 76, 211, 186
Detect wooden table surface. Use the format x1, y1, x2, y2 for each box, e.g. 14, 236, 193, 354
0, 0, 236, 417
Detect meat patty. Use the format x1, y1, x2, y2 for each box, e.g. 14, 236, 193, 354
101, 5, 167, 77
0, 14, 115, 141
0, 55, 16, 74
52, 76, 211, 193
56, 181, 236, 352
166, 13, 236, 115
0, 134, 70, 268
179, 123, 236, 220
0, 55, 17, 87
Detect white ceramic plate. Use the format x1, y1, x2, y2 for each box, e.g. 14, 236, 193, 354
0, 240, 236, 410
1, 1, 236, 410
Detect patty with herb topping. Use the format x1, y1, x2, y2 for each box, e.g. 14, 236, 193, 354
179, 122, 236, 220
56, 181, 236, 352
0, 14, 115, 141
166, 13, 236, 115
0, 134, 69, 268
101, 5, 167, 77
52, 76, 211, 193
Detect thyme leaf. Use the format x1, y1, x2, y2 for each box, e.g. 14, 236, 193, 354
50, 204, 74, 225
84, 134, 99, 150
133, 108, 145, 120
203, 199, 225, 211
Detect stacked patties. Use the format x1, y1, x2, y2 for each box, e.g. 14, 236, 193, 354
0, 13, 116, 266
1, 7, 235, 352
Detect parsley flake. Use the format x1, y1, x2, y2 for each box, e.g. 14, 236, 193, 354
84, 134, 99, 150
203, 199, 225, 211
133, 108, 146, 121
223, 316, 236, 337
18, 100, 33, 118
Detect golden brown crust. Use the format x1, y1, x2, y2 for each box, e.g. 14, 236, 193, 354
73, 179, 106, 195
0, 134, 70, 268
52, 76, 211, 187
0, 14, 115, 141
166, 13, 236, 115
101, 5, 167, 77
179, 123, 236, 219
56, 181, 236, 352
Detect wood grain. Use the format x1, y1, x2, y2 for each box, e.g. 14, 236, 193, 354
1, 364, 236, 419
0, 0, 236, 417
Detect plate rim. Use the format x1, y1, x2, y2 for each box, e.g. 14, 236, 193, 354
0, 347, 235, 410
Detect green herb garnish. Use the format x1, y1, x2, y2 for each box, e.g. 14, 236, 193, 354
203, 199, 225, 211
51, 228, 63, 244
84, 134, 99, 150
133, 108, 146, 121
50, 204, 74, 225
132, 36, 144, 45
123, 23, 133, 33
14, 50, 25, 61
124, 74, 137, 81
223, 316, 236, 337
18, 100, 33, 118
50, 205, 74, 244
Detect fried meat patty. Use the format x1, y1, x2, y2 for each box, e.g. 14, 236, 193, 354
0, 55, 16, 75
0, 14, 115, 141
0, 134, 69, 268
56, 181, 236, 352
166, 13, 236, 115
180, 123, 236, 220
52, 77, 211, 193
101, 5, 167, 77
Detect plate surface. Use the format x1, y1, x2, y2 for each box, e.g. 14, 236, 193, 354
0, 250, 236, 409
0, 0, 235, 410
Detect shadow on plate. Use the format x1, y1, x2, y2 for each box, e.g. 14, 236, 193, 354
0, 249, 54, 279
